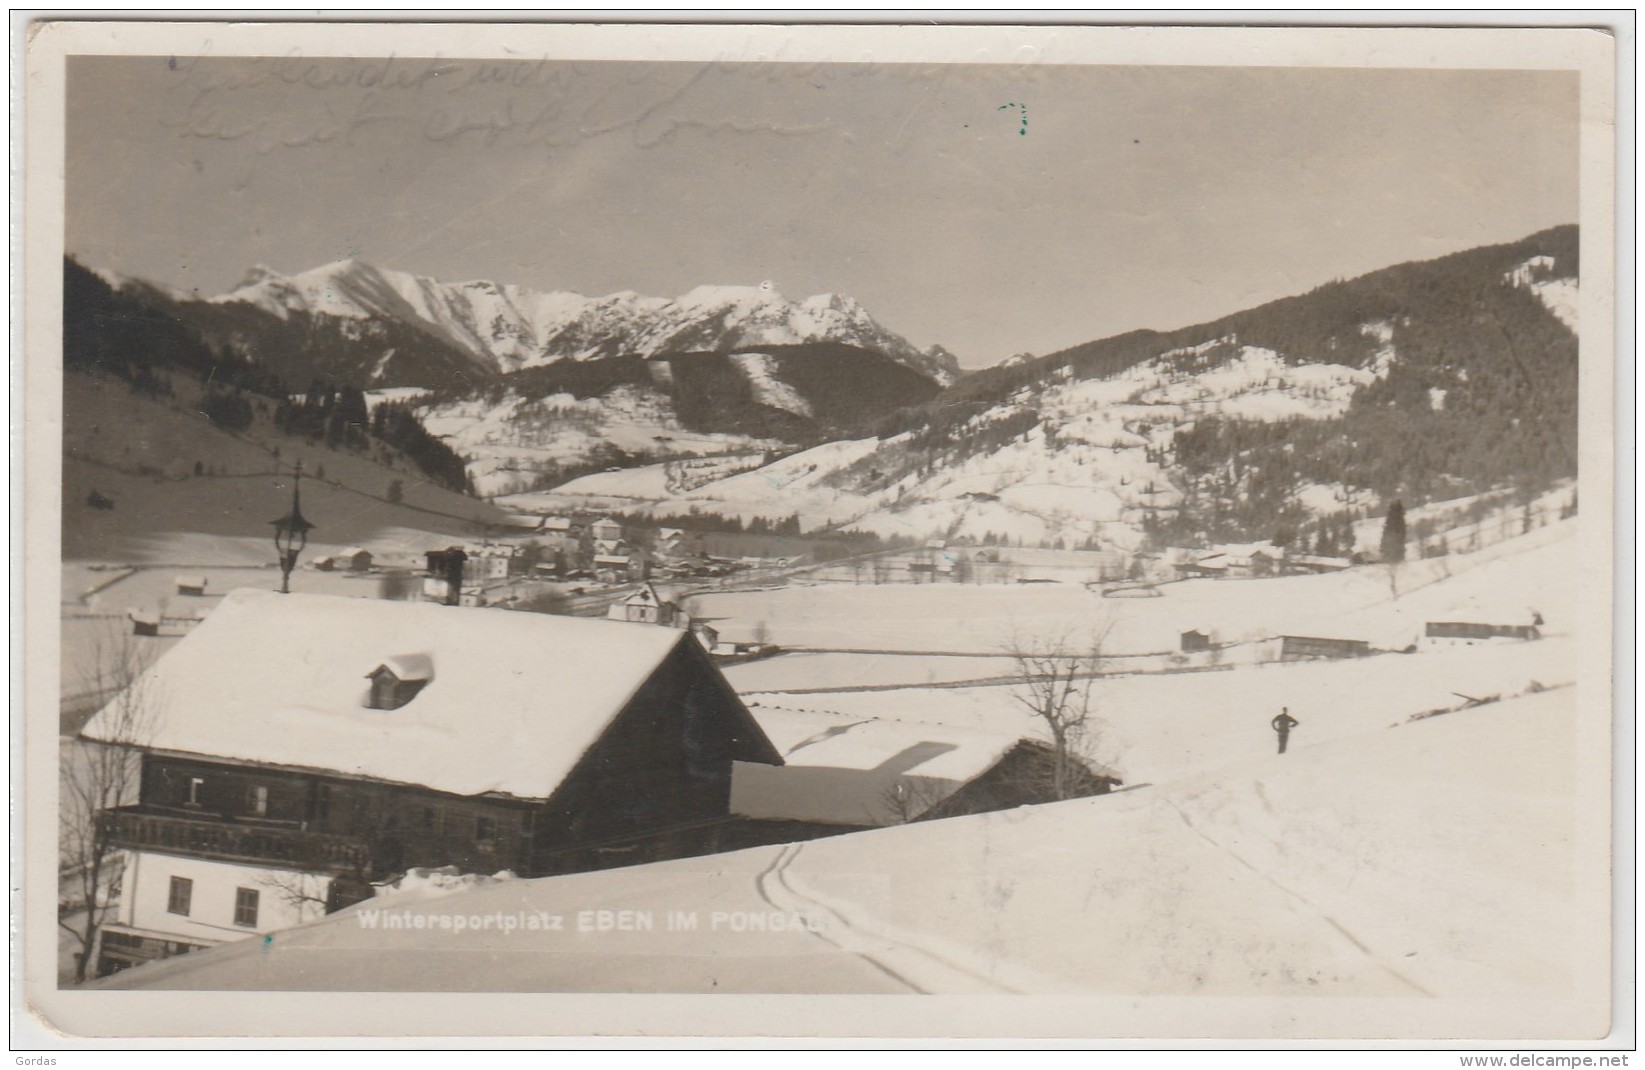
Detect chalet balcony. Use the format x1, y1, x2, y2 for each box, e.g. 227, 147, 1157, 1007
99, 807, 371, 871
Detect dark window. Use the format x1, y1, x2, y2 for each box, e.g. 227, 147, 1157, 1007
167, 876, 192, 916
246, 784, 268, 816
422, 807, 440, 832
314, 784, 331, 822
475, 816, 496, 844
233, 887, 259, 928
186, 777, 204, 806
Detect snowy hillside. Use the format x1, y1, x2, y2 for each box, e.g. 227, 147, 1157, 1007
209, 262, 959, 383
418, 385, 782, 499
95, 686, 1592, 1015
497, 226, 1579, 550
497, 335, 1454, 546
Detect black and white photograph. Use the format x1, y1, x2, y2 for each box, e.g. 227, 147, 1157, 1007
19, 19, 1623, 1044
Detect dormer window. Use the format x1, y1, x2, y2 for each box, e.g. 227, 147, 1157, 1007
364, 654, 433, 711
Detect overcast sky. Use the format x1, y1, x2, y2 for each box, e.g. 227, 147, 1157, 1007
67, 57, 1578, 367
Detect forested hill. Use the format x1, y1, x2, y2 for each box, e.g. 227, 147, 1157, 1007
62, 257, 473, 494
847, 225, 1578, 546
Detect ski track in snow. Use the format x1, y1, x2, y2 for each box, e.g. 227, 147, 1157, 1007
755, 842, 1032, 994
1160, 787, 1437, 998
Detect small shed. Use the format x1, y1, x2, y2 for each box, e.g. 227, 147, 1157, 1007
691, 621, 720, 654
128, 609, 161, 637
1180, 629, 1212, 653
1290, 554, 1351, 574
1280, 635, 1371, 661
1424, 621, 1542, 646
312, 556, 337, 572
175, 576, 208, 597
341, 547, 374, 573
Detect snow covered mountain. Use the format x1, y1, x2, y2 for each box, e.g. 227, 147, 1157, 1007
208, 261, 961, 384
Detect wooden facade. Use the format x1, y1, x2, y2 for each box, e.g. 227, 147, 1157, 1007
104, 635, 780, 885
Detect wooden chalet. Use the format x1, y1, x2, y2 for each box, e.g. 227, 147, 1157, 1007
81, 589, 782, 977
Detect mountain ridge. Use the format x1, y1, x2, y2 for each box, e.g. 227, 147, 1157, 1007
196, 259, 961, 385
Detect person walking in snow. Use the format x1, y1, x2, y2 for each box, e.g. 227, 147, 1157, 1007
1271, 708, 1299, 755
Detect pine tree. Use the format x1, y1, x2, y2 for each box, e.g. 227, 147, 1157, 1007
1380, 500, 1408, 564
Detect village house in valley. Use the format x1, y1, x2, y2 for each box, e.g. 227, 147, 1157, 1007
79, 589, 782, 977
606, 582, 685, 627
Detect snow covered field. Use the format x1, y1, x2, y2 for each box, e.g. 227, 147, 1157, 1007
97, 687, 1591, 1018
750, 637, 1575, 786
692, 520, 1574, 657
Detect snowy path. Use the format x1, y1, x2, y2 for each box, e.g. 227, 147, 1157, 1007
1159, 788, 1436, 998
755, 842, 1032, 994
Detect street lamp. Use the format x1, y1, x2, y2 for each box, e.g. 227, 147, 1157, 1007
271, 461, 315, 594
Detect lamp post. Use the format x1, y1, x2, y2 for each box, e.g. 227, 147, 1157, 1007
272, 461, 315, 594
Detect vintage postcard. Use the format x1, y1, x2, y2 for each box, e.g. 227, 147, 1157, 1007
17, 19, 1623, 1044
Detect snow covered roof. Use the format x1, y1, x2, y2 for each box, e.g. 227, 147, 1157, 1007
540, 517, 575, 532
730, 706, 1030, 826
621, 582, 675, 608
593, 554, 630, 567
370, 653, 434, 682
79, 589, 704, 800
175, 575, 208, 589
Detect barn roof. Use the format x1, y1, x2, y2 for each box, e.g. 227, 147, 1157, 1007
79, 589, 730, 800
730, 705, 1032, 826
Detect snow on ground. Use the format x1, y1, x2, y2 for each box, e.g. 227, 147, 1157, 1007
751, 636, 1575, 786
721, 653, 1017, 692
424, 386, 779, 499
1349, 481, 1575, 557
548, 462, 676, 500
1506, 257, 1579, 333
690, 582, 1105, 654
96, 687, 1584, 1010
590, 341, 1389, 545
363, 387, 431, 410
729, 352, 814, 417
691, 519, 1576, 657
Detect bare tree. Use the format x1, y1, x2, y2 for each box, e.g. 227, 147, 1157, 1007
254, 870, 332, 917
59, 630, 160, 984
877, 777, 957, 825
1005, 628, 1109, 801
